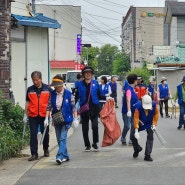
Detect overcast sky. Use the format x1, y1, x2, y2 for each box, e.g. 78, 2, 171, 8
36, 0, 185, 48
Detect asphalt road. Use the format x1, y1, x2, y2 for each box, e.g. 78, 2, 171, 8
15, 83, 185, 185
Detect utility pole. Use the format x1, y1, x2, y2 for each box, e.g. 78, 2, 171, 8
32, 0, 35, 14
0, 0, 14, 99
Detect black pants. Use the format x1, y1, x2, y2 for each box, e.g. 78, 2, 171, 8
159, 99, 169, 116
131, 128, 154, 157
29, 116, 49, 156
110, 92, 117, 106
81, 112, 99, 147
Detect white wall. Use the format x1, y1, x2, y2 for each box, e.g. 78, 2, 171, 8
11, 0, 31, 16
27, 27, 49, 86
11, 42, 26, 107
35, 5, 81, 61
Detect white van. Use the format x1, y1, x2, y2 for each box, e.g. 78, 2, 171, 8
65, 70, 81, 91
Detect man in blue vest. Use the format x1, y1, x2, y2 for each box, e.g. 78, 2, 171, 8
158, 77, 171, 118
130, 95, 159, 161
174, 76, 185, 129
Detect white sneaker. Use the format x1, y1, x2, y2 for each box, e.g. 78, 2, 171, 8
62, 158, 69, 162
56, 158, 62, 165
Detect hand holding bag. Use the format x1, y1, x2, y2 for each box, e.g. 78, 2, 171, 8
78, 82, 92, 115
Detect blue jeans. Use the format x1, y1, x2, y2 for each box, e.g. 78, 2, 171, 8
55, 124, 69, 160
121, 114, 133, 142
179, 102, 185, 126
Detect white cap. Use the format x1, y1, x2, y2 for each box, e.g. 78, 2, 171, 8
142, 95, 152, 109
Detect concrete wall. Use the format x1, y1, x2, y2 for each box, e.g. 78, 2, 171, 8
26, 27, 49, 86
11, 42, 26, 107
156, 69, 185, 96
170, 17, 177, 55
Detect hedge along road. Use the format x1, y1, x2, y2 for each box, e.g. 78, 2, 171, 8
15, 82, 185, 185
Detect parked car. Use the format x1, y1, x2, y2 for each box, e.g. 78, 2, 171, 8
97, 75, 111, 83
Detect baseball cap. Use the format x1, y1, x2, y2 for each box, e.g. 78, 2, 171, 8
142, 95, 152, 109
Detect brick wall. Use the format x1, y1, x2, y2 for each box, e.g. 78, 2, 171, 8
0, 1, 11, 99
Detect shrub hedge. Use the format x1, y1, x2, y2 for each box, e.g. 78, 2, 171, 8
0, 92, 29, 162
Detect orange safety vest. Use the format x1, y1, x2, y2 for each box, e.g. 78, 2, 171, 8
28, 91, 50, 117
135, 86, 146, 100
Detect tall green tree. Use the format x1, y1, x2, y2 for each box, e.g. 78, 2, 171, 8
81, 47, 99, 70
112, 51, 131, 76
97, 44, 119, 76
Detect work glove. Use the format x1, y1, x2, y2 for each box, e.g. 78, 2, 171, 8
127, 110, 132, 117
106, 96, 112, 100
44, 117, 49, 127
23, 113, 28, 124
134, 129, 140, 139
169, 94, 172, 99
151, 125, 156, 131
73, 117, 79, 128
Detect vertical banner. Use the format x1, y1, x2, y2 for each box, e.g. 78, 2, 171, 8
77, 34, 81, 55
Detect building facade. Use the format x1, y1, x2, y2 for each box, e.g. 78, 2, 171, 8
11, 0, 60, 107
35, 4, 82, 81
121, 6, 164, 68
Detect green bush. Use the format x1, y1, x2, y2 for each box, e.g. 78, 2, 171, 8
0, 91, 29, 162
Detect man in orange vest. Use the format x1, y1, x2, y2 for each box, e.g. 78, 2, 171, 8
23, 71, 53, 161
135, 76, 147, 100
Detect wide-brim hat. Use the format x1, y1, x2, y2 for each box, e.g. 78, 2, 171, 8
161, 76, 167, 82
50, 78, 64, 87
82, 66, 94, 74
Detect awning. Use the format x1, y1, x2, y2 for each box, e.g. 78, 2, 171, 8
50, 60, 77, 69
11, 13, 61, 29
50, 60, 85, 70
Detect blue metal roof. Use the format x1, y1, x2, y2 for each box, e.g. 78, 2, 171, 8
11, 13, 61, 29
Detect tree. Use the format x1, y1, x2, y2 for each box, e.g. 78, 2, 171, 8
97, 44, 119, 76
112, 51, 131, 76
81, 46, 99, 71
127, 66, 152, 85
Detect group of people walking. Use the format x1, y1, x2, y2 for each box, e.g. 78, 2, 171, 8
22, 66, 119, 164
22, 66, 185, 164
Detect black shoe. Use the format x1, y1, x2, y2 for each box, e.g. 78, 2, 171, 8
115, 105, 118, 108
44, 149, 49, 157
166, 115, 170, 118
144, 156, 153, 161
133, 147, 142, 158
121, 141, 127, 145
92, 143, 99, 151
28, 155, 38, 161
56, 158, 62, 165
161, 114, 163, 118
84, 146, 91, 152
177, 125, 182, 130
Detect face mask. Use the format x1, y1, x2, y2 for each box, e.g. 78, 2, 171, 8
164, 81, 167, 84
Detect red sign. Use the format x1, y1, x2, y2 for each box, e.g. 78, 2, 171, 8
75, 64, 85, 70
